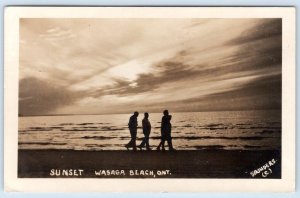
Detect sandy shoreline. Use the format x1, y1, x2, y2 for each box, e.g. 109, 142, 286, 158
18, 149, 281, 178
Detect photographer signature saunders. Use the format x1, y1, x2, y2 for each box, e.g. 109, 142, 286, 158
250, 158, 277, 178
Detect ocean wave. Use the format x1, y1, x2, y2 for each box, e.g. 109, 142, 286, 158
77, 123, 95, 125
61, 127, 127, 132
85, 144, 106, 147
73, 126, 98, 129
28, 127, 54, 131
256, 130, 281, 134
58, 123, 74, 126
61, 129, 105, 131
193, 145, 226, 150
81, 136, 115, 140
243, 145, 263, 149
19, 142, 67, 146
159, 136, 277, 140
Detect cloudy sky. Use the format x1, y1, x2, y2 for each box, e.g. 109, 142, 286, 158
19, 18, 281, 116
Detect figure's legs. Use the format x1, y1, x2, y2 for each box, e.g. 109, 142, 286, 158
125, 139, 132, 150
131, 129, 137, 150
157, 134, 166, 151
126, 128, 137, 150
145, 134, 151, 150
139, 136, 146, 150
156, 141, 162, 150
161, 138, 166, 151
166, 135, 175, 151
126, 139, 133, 147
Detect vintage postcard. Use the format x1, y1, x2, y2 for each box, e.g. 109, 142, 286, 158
4, 7, 295, 192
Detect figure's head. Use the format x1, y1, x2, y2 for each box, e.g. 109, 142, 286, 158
144, 112, 149, 118
163, 110, 169, 116
134, 111, 139, 117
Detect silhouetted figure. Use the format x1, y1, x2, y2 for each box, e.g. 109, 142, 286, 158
157, 110, 175, 151
138, 112, 152, 150
125, 111, 139, 151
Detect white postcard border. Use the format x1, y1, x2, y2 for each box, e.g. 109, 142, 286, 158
4, 7, 295, 192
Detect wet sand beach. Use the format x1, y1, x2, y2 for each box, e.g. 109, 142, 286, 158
18, 149, 281, 178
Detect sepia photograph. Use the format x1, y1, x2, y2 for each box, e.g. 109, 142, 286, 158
4, 7, 295, 192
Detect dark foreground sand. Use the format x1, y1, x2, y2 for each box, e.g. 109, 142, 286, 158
18, 149, 281, 178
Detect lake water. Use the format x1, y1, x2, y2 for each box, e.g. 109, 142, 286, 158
18, 110, 281, 151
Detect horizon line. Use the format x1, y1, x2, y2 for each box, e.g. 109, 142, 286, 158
18, 108, 281, 117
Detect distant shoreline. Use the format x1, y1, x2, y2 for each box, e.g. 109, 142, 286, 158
18, 109, 282, 117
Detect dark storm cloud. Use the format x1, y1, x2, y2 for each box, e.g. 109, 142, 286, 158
227, 19, 282, 45
193, 74, 281, 111
143, 74, 281, 112
92, 18, 282, 111
92, 19, 282, 101
224, 19, 282, 70
190, 19, 282, 111
19, 77, 83, 115
91, 60, 201, 97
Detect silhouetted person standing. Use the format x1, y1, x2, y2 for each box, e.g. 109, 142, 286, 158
125, 111, 139, 151
157, 110, 175, 151
138, 112, 152, 150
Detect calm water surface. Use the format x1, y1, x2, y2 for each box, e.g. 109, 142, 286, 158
18, 110, 281, 150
